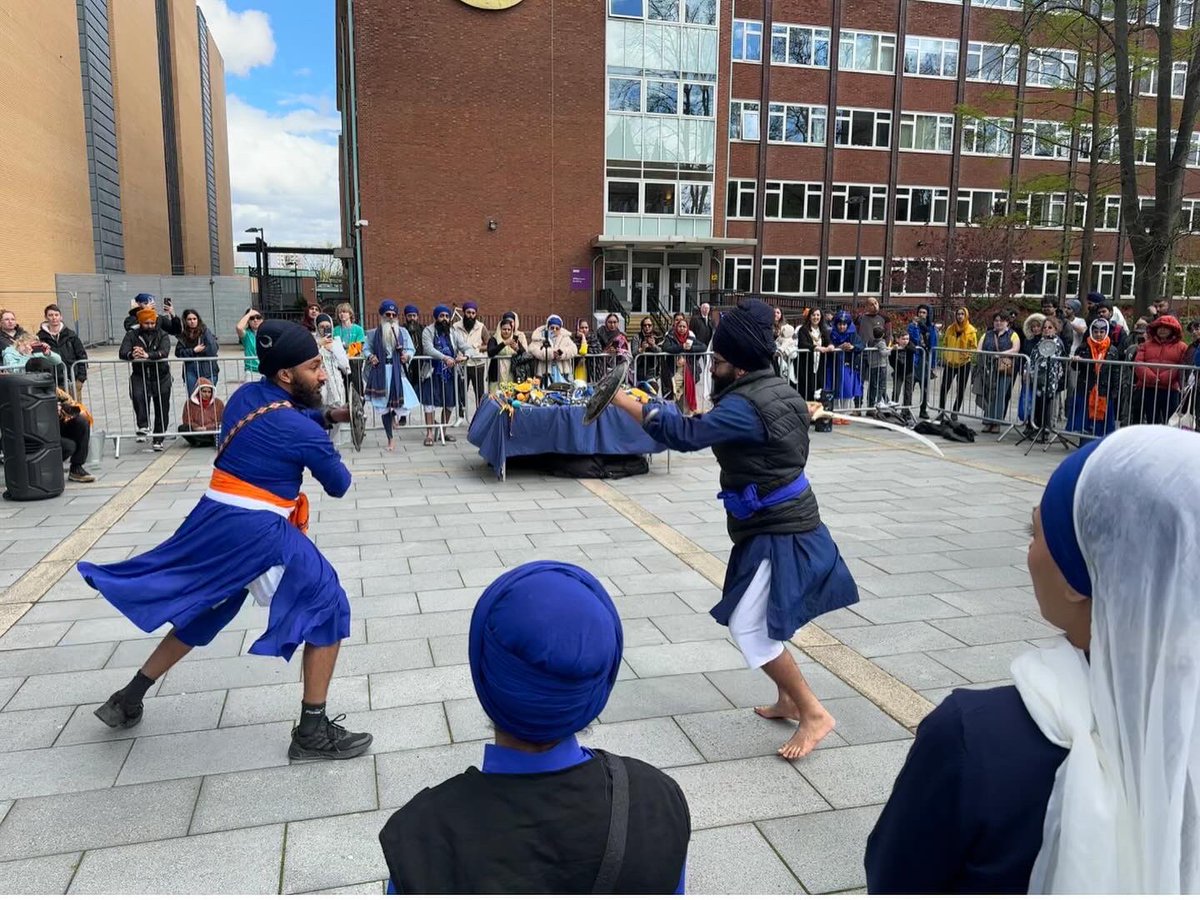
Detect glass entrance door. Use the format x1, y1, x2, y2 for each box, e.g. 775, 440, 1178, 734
633, 266, 662, 314
668, 267, 699, 314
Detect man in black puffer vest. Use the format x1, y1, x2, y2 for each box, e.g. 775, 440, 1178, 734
611, 299, 858, 759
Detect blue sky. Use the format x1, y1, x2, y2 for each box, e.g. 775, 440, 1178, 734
197, 0, 341, 261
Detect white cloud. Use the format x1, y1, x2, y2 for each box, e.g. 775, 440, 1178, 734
225, 95, 342, 254
197, 0, 276, 77
293, 67, 312, 77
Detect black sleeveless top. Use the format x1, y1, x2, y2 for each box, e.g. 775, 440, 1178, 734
378, 753, 690, 894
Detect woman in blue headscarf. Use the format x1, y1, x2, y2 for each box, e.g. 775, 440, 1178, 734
379, 561, 691, 894
365, 299, 419, 452
867, 426, 1200, 893
822, 310, 863, 408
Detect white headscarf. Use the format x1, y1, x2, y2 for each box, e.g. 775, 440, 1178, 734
1012, 425, 1200, 893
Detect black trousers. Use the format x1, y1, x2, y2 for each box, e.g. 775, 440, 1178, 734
461, 365, 485, 415
939, 365, 970, 413
130, 375, 172, 436
59, 415, 89, 468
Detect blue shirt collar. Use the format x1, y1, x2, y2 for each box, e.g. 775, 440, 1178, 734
481, 735, 592, 775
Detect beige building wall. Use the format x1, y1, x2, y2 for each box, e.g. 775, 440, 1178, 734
209, 33, 234, 275
110, 0, 172, 276
0, 1, 96, 326
169, 0, 211, 276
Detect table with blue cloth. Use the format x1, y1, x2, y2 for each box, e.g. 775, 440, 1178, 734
467, 397, 666, 479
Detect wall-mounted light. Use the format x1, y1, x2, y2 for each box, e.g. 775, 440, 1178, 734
487, 218, 499, 231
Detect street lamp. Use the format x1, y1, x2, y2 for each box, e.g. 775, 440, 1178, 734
850, 196, 865, 304
245, 227, 267, 311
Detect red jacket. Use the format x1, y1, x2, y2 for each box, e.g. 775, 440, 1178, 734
1134, 315, 1189, 389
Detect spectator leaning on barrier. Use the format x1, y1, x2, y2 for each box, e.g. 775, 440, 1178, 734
1133, 314, 1189, 425
595, 312, 624, 356
631, 316, 661, 385
794, 307, 827, 402
38, 304, 87, 397
452, 301, 490, 417
24, 356, 95, 482
486, 316, 525, 392
0, 309, 28, 352
572, 317, 592, 382
401, 305, 424, 390
1118, 318, 1149, 428
421, 305, 472, 445
1066, 317, 1120, 439
119, 306, 172, 450
855, 297, 891, 408
2, 334, 62, 371
175, 309, 220, 397
938, 306, 977, 421
664, 312, 707, 415
978, 310, 1022, 433
178, 377, 224, 447
907, 304, 939, 419
236, 309, 262, 374
889, 331, 919, 407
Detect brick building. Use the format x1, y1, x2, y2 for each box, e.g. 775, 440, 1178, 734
337, 0, 1200, 326
0, 0, 234, 329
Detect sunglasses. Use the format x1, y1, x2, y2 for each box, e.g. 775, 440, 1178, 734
249, 315, 262, 321
383, 312, 397, 318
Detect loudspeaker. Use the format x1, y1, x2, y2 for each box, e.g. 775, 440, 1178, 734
0, 373, 65, 501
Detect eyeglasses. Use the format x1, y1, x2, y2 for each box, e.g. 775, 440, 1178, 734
249, 315, 262, 321
382, 312, 397, 319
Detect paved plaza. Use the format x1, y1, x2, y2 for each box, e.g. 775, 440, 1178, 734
0, 423, 1063, 893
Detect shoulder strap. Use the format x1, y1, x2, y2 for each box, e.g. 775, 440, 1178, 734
214, 400, 293, 463
591, 750, 630, 894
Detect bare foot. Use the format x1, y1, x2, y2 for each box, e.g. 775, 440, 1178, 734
777, 710, 836, 760
754, 698, 801, 721
385, 441, 395, 453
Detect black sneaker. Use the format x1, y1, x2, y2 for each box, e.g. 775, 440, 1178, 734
94, 690, 143, 728
152, 441, 164, 452
288, 714, 373, 761
69, 466, 95, 483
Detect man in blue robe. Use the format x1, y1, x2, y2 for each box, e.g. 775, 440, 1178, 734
610, 299, 858, 759
78, 320, 373, 761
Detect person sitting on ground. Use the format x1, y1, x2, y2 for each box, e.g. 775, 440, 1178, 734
236, 309, 263, 374
38, 304, 88, 397
25, 356, 95, 482
0, 309, 28, 352
3, 334, 62, 371
178, 378, 224, 447
378, 561, 691, 894
867, 425, 1200, 893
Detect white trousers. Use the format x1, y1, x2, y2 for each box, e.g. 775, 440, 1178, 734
727, 559, 786, 669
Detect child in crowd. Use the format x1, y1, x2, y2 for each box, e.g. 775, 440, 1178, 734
866, 325, 889, 406
889, 332, 918, 407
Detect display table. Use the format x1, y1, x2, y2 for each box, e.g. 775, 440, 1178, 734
467, 397, 666, 479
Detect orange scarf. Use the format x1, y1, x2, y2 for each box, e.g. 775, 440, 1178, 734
209, 469, 310, 534
1086, 336, 1111, 421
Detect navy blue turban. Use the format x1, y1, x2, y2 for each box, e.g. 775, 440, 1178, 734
712, 298, 776, 372
1040, 438, 1104, 597
469, 561, 623, 744
434, 304, 452, 318
379, 299, 398, 316
134, 292, 155, 305
256, 319, 319, 379
403, 304, 419, 316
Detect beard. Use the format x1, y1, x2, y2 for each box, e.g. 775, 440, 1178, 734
711, 369, 736, 398
289, 377, 324, 410
463, 317, 478, 332
436, 321, 451, 335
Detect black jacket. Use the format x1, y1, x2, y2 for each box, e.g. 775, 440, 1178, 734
38, 325, 88, 381
119, 327, 172, 382
123, 311, 182, 336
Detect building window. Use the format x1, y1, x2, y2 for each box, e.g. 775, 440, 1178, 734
768, 103, 828, 145
644, 182, 677, 214
903, 36, 958, 78
1098, 195, 1122, 230
725, 256, 753, 291
966, 42, 1019, 84
961, 117, 1013, 156
826, 258, 884, 295
891, 258, 944, 295
732, 20, 763, 62
835, 108, 891, 149
1139, 60, 1188, 98
646, 80, 678, 114
681, 83, 714, 116
610, 0, 645, 18
956, 189, 1008, 224
726, 180, 756, 218
685, 0, 717, 25
764, 181, 823, 219
974, 0, 1022, 9
1182, 198, 1200, 231
761, 257, 821, 294
679, 183, 713, 216
1178, 0, 1195, 27
899, 112, 955, 152
771, 23, 831, 67
1026, 48, 1078, 88
608, 181, 640, 213
1021, 120, 1072, 159
895, 186, 950, 224
838, 30, 896, 74
609, 78, 641, 112
1022, 261, 1060, 297
830, 184, 887, 222
610, 0, 718, 25
1022, 193, 1069, 228
730, 100, 761, 141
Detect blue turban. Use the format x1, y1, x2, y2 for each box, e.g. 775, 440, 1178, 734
547, 315, 563, 328
469, 561, 623, 744
1040, 438, 1104, 597
463, 301, 478, 312
1086, 291, 1105, 306
403, 304, 419, 316
712, 298, 775, 371
256, 319, 319, 379
134, 292, 155, 305
379, 299, 398, 316
434, 304, 451, 318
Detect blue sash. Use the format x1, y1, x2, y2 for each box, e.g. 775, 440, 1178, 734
718, 472, 810, 520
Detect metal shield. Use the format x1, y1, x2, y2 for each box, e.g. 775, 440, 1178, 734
582, 359, 629, 425
350, 391, 366, 452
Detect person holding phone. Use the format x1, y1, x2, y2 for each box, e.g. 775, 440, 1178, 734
2, 334, 63, 370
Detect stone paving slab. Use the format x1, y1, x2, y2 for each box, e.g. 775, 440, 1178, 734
0, 425, 1065, 892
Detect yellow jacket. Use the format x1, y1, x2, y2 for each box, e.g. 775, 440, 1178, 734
941, 313, 978, 367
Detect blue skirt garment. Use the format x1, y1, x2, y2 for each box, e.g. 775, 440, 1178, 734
77, 497, 350, 660
418, 372, 458, 409
711, 525, 859, 641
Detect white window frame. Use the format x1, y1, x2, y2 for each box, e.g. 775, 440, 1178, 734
1139, 60, 1188, 98
826, 257, 885, 295
1097, 195, 1123, 230
966, 42, 1020, 85
890, 258, 945, 295
678, 183, 713, 217
834, 107, 892, 149
894, 186, 950, 225
767, 103, 828, 145
770, 22, 832, 68
1026, 47, 1079, 88
609, 0, 719, 26
724, 255, 753, 291
729, 100, 761, 141
838, 29, 897, 74
974, 0, 1023, 8
606, 179, 641, 215
761, 257, 821, 295
732, 19, 763, 62
956, 188, 1008, 224
899, 111, 955, 152
961, 117, 1014, 156
1182, 198, 1200, 231
764, 181, 823, 220
643, 181, 678, 215
903, 36, 958, 79
726, 180, 756, 219
829, 184, 888, 222
1020, 261, 1061, 297
1021, 120, 1073, 159
608, 76, 642, 113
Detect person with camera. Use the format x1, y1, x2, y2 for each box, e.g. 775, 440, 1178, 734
24, 356, 95, 482
2, 334, 62, 371
528, 315, 577, 382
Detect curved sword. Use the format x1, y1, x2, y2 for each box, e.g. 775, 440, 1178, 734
809, 407, 946, 458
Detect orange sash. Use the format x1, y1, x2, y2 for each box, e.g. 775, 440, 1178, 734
208, 469, 310, 534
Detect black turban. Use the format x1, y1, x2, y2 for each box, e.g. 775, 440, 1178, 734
712, 299, 776, 372
256, 319, 319, 378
